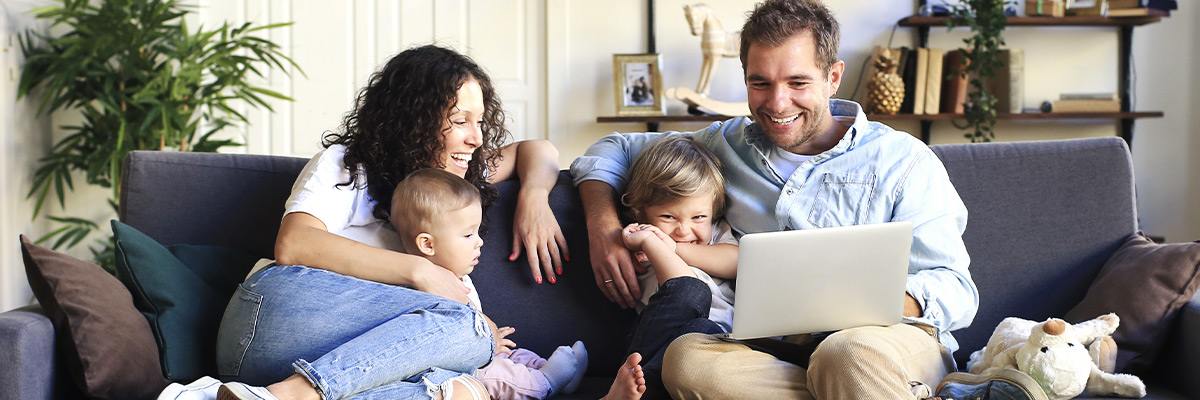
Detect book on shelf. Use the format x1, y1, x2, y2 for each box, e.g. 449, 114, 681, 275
1067, 0, 1109, 16
940, 49, 969, 114
1049, 99, 1121, 113
1060, 92, 1118, 101
1107, 0, 1143, 8
1107, 7, 1169, 16
989, 49, 1024, 115
899, 47, 917, 114
923, 48, 944, 115
1109, 0, 1177, 12
1147, 0, 1177, 10
913, 48, 929, 115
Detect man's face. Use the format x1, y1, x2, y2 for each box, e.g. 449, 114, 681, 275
744, 31, 844, 155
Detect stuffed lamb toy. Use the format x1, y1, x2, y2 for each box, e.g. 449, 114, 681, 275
966, 313, 1146, 400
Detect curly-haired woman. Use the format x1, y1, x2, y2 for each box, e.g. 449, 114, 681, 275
214, 45, 568, 400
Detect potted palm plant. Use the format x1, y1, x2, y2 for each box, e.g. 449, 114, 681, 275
18, 0, 300, 271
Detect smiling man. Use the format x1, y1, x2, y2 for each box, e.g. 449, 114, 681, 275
569, 0, 979, 398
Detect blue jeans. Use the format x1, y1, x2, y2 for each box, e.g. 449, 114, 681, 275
216, 265, 494, 399
629, 276, 724, 400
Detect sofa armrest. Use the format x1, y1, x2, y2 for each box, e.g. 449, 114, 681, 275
1154, 293, 1200, 398
0, 305, 57, 400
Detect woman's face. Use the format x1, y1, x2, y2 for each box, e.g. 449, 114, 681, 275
438, 77, 485, 178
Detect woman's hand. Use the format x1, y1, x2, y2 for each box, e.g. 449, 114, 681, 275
410, 260, 471, 304
511, 188, 570, 284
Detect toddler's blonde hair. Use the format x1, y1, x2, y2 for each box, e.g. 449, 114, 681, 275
622, 135, 725, 221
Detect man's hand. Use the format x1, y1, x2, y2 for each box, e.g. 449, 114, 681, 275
904, 293, 922, 318
579, 181, 644, 309
589, 224, 643, 309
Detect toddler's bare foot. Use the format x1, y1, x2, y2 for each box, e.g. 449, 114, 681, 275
600, 353, 645, 400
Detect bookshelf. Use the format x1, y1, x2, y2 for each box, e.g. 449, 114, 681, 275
597, 111, 1164, 143
899, 15, 1165, 148
596, 16, 1164, 146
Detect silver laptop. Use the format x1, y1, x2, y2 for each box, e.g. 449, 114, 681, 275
719, 221, 913, 340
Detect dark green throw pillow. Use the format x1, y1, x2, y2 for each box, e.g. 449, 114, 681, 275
111, 220, 259, 382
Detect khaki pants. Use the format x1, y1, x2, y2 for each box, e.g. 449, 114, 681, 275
662, 324, 954, 400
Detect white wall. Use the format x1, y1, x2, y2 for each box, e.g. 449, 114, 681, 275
2, 0, 1197, 312
550, 0, 1199, 244
1, 0, 52, 312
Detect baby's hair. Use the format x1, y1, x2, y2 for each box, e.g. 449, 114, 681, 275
622, 135, 725, 221
389, 169, 482, 242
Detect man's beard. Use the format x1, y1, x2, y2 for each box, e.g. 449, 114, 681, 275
769, 105, 827, 151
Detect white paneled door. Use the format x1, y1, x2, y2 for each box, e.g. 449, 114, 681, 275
196, 0, 545, 157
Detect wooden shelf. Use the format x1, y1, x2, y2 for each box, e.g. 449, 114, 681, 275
597, 111, 1163, 125
871, 111, 1164, 121
898, 16, 1162, 27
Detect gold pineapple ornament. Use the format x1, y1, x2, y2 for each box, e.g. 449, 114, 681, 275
866, 50, 904, 115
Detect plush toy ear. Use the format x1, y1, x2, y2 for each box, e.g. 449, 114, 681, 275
416, 233, 436, 257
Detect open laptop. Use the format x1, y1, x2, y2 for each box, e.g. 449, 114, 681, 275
719, 221, 913, 340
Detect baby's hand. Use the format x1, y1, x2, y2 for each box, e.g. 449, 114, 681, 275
492, 325, 516, 355
485, 314, 516, 355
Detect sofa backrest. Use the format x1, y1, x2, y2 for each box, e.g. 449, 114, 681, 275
121, 136, 1140, 371
120, 151, 310, 258
930, 137, 1137, 366
119, 151, 636, 375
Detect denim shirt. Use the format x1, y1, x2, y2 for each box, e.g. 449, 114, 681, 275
570, 99, 978, 352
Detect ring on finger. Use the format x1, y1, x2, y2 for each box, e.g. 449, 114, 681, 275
604, 279, 614, 284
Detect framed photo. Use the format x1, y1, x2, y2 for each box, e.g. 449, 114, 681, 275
612, 53, 665, 116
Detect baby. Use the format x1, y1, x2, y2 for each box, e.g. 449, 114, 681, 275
389, 169, 587, 400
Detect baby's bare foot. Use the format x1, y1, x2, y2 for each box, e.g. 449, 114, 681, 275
600, 353, 646, 400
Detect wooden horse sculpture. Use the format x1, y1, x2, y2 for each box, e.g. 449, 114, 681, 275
669, 3, 749, 116
684, 3, 739, 97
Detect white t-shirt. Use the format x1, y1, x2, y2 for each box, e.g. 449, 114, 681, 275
284, 144, 404, 251
283, 145, 485, 309
636, 220, 739, 333
767, 115, 855, 181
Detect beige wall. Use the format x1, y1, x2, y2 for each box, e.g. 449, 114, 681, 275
2, 0, 1197, 312
552, 0, 1199, 244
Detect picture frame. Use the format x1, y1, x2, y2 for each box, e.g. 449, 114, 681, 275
612, 53, 665, 116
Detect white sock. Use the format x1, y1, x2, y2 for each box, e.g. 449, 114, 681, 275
563, 341, 588, 394
539, 345, 578, 395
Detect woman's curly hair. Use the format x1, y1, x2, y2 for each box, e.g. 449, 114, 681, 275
322, 45, 507, 221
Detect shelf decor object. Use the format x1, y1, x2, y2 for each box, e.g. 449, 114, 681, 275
613, 53, 667, 116
946, 0, 1009, 142
898, 14, 1163, 146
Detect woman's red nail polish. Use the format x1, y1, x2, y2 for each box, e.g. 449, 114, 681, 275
565, 255, 570, 262
549, 276, 557, 284
536, 277, 543, 284
556, 267, 563, 275
509, 254, 517, 261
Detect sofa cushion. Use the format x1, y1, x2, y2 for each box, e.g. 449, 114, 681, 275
20, 235, 171, 399
111, 220, 259, 382
1065, 233, 1200, 373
